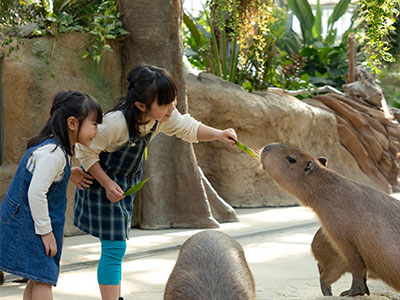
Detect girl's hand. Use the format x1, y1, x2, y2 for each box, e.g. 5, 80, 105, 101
105, 180, 125, 202
69, 167, 94, 190
41, 232, 57, 258
217, 128, 237, 146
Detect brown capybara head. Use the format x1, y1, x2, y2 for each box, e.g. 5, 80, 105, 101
261, 143, 327, 198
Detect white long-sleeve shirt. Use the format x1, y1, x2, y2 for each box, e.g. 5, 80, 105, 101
75, 108, 202, 172
26, 144, 67, 235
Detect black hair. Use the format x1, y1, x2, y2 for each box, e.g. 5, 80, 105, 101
27, 90, 103, 156
107, 63, 177, 138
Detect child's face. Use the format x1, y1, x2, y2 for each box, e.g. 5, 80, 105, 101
77, 116, 99, 147
147, 98, 177, 122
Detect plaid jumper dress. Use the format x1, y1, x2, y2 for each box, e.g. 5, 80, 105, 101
74, 117, 158, 241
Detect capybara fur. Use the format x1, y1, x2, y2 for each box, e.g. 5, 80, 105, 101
261, 143, 400, 296
0, 270, 4, 285
164, 230, 255, 300
311, 227, 378, 296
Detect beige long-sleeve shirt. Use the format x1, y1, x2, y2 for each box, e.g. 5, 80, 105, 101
75, 108, 202, 171
27, 144, 67, 235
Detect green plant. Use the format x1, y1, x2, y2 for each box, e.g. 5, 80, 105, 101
0, 0, 129, 63
280, 0, 352, 90
299, 43, 348, 88
183, 0, 275, 85
183, 9, 238, 81
355, 0, 400, 73
286, 0, 351, 46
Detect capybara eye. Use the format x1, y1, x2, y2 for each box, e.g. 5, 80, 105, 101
286, 155, 296, 164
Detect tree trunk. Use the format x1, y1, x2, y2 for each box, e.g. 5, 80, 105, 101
119, 0, 236, 228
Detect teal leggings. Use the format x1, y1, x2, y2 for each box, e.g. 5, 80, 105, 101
97, 239, 127, 285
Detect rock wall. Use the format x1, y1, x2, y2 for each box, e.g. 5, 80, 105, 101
187, 72, 387, 208
0, 33, 122, 236
304, 93, 400, 191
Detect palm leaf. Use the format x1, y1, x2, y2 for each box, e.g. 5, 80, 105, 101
287, 0, 315, 44
328, 0, 351, 30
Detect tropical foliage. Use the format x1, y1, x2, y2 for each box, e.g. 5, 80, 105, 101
183, 0, 352, 92
0, 0, 129, 63
355, 0, 400, 73
184, 0, 274, 85
286, 0, 352, 88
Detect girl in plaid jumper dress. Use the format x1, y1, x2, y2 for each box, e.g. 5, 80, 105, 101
73, 64, 237, 300
0, 91, 102, 300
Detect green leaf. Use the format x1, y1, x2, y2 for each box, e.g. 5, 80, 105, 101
118, 28, 130, 35
312, 0, 322, 41
124, 178, 150, 196
234, 141, 259, 159
183, 11, 202, 46
325, 28, 338, 44
81, 51, 90, 59
287, 0, 315, 44
327, 0, 350, 29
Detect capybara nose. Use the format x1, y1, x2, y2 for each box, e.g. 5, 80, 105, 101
262, 143, 284, 155
262, 145, 273, 154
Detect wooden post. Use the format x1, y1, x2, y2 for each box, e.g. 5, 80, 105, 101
347, 32, 356, 83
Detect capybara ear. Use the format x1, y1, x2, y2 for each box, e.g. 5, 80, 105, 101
318, 157, 328, 166
304, 160, 314, 175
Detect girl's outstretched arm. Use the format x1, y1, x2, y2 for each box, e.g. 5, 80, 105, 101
197, 125, 237, 145
88, 162, 125, 202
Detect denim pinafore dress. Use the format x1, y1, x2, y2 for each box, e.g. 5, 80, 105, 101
0, 138, 71, 286
74, 117, 158, 241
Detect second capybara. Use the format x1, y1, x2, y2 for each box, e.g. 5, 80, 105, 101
311, 227, 352, 296
261, 143, 400, 296
312, 227, 378, 296
164, 230, 255, 300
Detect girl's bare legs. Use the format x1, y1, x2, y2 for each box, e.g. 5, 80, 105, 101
99, 283, 121, 300
22, 280, 33, 300
23, 280, 53, 300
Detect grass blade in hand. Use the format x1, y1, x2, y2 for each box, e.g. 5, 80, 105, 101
124, 178, 150, 196
234, 141, 259, 159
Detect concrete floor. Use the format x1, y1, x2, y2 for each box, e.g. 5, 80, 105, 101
0, 207, 398, 299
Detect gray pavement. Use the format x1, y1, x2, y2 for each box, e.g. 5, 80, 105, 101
0, 205, 399, 299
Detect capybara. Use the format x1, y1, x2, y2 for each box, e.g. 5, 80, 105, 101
0, 270, 4, 285
164, 230, 255, 300
312, 227, 376, 296
261, 143, 400, 296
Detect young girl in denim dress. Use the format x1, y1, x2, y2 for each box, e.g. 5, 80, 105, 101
0, 91, 102, 300
74, 64, 238, 300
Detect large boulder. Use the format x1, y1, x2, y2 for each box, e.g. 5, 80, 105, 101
187, 72, 387, 207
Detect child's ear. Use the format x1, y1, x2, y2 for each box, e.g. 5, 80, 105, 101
135, 102, 147, 112
67, 116, 78, 131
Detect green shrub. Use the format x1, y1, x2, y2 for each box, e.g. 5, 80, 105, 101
0, 0, 129, 63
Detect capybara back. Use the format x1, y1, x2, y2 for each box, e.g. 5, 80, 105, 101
164, 230, 255, 300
